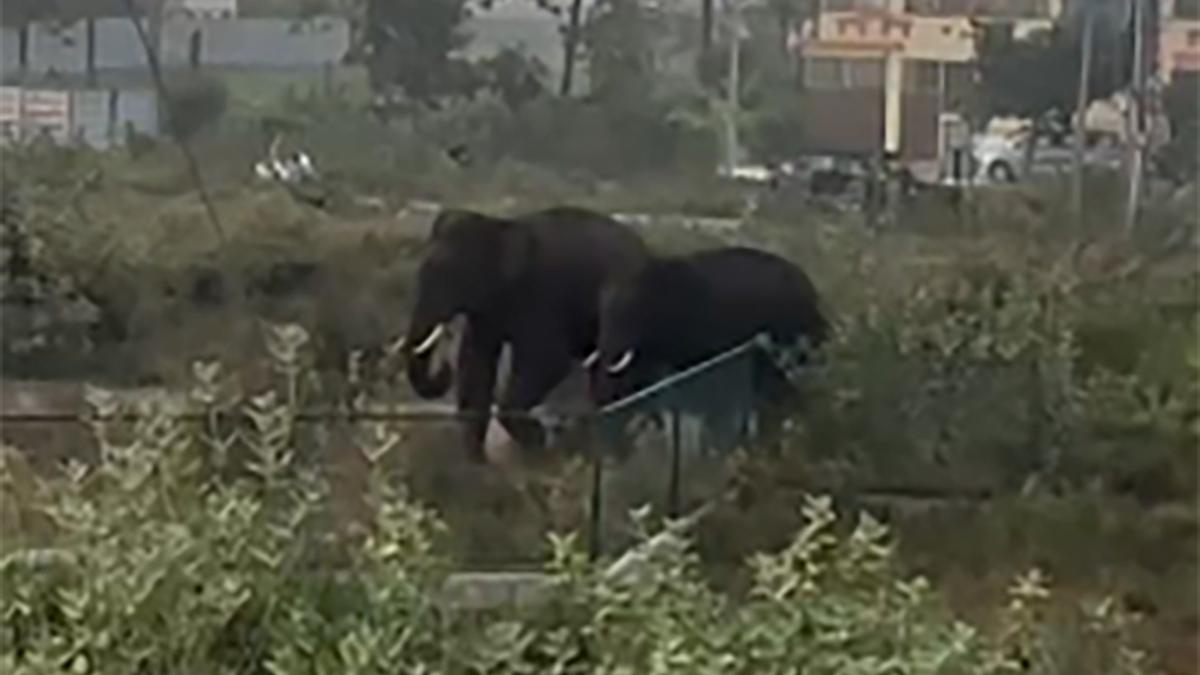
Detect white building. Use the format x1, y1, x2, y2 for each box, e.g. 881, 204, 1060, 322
164, 0, 238, 20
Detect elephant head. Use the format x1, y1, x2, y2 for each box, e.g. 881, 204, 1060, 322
401, 208, 535, 398
587, 262, 694, 407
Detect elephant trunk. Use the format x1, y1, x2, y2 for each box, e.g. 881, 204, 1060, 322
403, 322, 453, 399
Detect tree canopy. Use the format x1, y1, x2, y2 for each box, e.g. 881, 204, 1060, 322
361, 0, 479, 107
975, 3, 1133, 127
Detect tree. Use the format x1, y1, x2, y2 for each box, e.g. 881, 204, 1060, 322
583, 0, 659, 102
361, 0, 481, 108
520, 0, 587, 96
976, 24, 1129, 129
975, 4, 1132, 177
765, 0, 813, 60
700, 0, 714, 81
476, 46, 549, 110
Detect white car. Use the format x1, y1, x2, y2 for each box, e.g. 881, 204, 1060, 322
972, 130, 1123, 184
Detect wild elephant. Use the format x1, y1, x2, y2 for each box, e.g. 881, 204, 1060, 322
400, 206, 649, 462
587, 246, 830, 448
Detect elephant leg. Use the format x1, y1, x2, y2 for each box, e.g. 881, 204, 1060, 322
754, 399, 788, 458
753, 361, 797, 457
455, 321, 504, 463
497, 335, 572, 454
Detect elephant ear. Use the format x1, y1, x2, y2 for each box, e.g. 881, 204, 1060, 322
499, 220, 536, 284
428, 208, 478, 240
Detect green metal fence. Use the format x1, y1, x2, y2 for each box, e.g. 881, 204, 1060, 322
583, 333, 792, 559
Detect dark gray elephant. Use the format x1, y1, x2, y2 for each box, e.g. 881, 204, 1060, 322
587, 246, 830, 448
400, 206, 648, 462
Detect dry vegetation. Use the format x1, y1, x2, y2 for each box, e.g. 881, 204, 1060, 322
1, 96, 1197, 672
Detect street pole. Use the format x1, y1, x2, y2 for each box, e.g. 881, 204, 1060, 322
1071, 7, 1095, 229
724, 0, 744, 176
559, 0, 585, 97
702, 0, 714, 72
1124, 0, 1146, 236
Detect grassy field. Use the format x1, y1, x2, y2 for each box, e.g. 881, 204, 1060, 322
1, 120, 1197, 672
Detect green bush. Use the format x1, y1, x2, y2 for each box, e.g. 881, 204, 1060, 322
0, 378, 1164, 674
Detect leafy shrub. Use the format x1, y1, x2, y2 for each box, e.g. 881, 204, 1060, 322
0, 426, 1162, 675
0, 319, 1171, 674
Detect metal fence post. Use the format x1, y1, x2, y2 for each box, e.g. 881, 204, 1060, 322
667, 409, 682, 519
587, 419, 604, 561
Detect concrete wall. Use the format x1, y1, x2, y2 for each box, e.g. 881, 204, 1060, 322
0, 85, 157, 149
2, 16, 349, 80
159, 16, 349, 69
0, 27, 20, 79
28, 22, 89, 76
70, 89, 113, 146
94, 19, 152, 71
70, 87, 158, 148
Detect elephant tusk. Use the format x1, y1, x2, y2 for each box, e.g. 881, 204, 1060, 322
412, 324, 445, 356
583, 351, 600, 369
385, 335, 406, 356
607, 350, 635, 374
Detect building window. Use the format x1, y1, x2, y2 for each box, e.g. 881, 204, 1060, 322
900, 60, 975, 105
805, 56, 885, 89
848, 59, 885, 88
904, 60, 941, 92
804, 58, 844, 89
944, 61, 974, 98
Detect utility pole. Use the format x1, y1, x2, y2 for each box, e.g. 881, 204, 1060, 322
1124, 0, 1147, 235
1071, 5, 1095, 228
701, 0, 714, 74
723, 0, 745, 176
559, 0, 585, 97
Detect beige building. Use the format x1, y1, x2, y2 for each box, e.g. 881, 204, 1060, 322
796, 0, 1063, 161
1160, 0, 1200, 82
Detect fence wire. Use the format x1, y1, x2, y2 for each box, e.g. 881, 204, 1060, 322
2, 335, 795, 566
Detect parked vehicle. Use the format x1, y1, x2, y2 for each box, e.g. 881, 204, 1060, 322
971, 129, 1123, 184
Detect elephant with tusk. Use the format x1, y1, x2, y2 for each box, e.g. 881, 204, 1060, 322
586, 246, 831, 448
400, 206, 649, 463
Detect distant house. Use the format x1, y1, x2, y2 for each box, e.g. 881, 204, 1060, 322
794, 0, 1062, 163
793, 0, 1194, 164
1161, 0, 1200, 83
164, 0, 239, 20
0, 8, 347, 148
